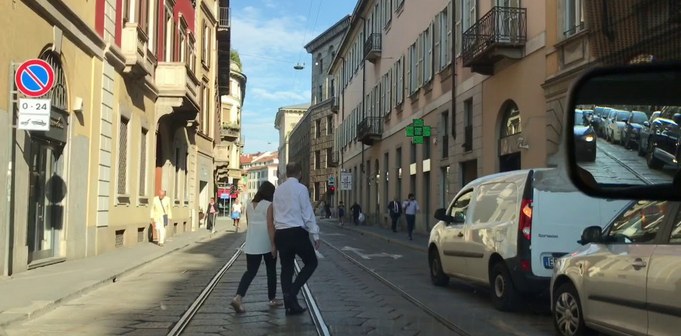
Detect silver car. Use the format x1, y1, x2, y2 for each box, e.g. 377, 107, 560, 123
551, 200, 681, 336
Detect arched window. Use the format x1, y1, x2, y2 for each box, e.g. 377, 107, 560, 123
39, 50, 68, 111
500, 102, 521, 138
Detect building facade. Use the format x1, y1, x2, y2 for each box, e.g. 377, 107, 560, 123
0, 0, 227, 276
304, 16, 350, 203
330, 0, 454, 231
241, 152, 279, 201
274, 103, 309, 180
215, 61, 246, 192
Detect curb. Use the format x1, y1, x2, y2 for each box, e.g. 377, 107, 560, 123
0, 230, 223, 328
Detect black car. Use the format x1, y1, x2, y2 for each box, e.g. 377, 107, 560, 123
574, 110, 597, 162
638, 111, 661, 156
622, 111, 649, 150
646, 106, 681, 169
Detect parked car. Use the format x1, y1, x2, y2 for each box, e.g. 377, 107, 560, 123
622, 111, 650, 150
427, 168, 628, 311
606, 110, 632, 144
592, 106, 611, 137
574, 110, 597, 162
638, 110, 661, 156
551, 199, 681, 336
645, 106, 681, 169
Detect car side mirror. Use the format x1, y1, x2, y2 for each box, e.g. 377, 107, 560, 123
567, 63, 681, 200
434, 208, 453, 223
643, 121, 650, 127
578, 226, 603, 245
453, 211, 465, 223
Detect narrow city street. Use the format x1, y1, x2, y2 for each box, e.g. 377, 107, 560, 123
2, 218, 556, 336
581, 138, 676, 185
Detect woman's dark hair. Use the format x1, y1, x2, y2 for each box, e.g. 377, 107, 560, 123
252, 181, 276, 202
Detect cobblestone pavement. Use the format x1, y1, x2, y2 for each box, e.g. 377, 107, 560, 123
3, 228, 244, 336
583, 138, 675, 184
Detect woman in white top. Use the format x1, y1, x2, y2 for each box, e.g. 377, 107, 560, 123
230, 181, 282, 313
231, 199, 243, 231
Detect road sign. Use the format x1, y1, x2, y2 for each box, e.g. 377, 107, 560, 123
17, 98, 51, 131
15, 59, 55, 98
340, 172, 352, 191
406, 118, 431, 145
220, 193, 229, 199
328, 176, 335, 186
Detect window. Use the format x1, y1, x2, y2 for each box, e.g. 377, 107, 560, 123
138, 0, 149, 33
464, 98, 473, 151
500, 102, 521, 137
315, 119, 321, 138
423, 132, 431, 159
178, 20, 187, 63
315, 150, 321, 170
564, 0, 584, 37
439, 6, 450, 70
148, 0, 158, 54
424, 24, 433, 83
202, 22, 211, 65
447, 190, 472, 221
118, 117, 130, 195
409, 43, 417, 94
123, 0, 131, 23
164, 5, 174, 62
140, 128, 147, 196
326, 148, 332, 166
607, 200, 667, 244
327, 116, 333, 135
202, 85, 210, 135
396, 147, 402, 200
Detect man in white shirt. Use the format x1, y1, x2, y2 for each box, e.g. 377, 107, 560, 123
273, 162, 320, 315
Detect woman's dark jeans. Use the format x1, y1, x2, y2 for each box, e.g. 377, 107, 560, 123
236, 253, 277, 300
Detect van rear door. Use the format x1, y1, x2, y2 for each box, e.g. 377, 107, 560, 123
530, 190, 628, 277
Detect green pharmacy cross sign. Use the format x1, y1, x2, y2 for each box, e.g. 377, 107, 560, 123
405, 118, 431, 144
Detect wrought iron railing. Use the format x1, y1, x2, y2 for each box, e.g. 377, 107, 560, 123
364, 33, 382, 60
462, 6, 527, 64
357, 116, 384, 140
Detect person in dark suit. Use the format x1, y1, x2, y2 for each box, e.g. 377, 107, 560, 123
388, 197, 402, 232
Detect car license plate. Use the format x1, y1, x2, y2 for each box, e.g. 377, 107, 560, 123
543, 256, 555, 269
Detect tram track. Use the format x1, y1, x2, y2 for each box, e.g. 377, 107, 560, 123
320, 238, 471, 336
167, 241, 330, 336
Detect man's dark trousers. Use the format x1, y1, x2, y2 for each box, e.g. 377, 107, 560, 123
275, 227, 318, 299
390, 214, 400, 232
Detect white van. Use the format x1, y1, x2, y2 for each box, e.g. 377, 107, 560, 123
427, 168, 628, 311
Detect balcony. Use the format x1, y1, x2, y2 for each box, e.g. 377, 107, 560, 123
155, 62, 200, 116
328, 151, 339, 167
462, 6, 527, 75
218, 6, 230, 31
120, 23, 155, 78
364, 33, 382, 63
331, 96, 339, 113
357, 116, 383, 146
221, 122, 240, 141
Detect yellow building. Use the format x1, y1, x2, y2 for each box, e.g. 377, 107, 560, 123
0, 0, 226, 275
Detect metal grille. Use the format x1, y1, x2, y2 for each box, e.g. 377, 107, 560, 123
462, 6, 528, 65
118, 118, 129, 194
115, 230, 125, 247
139, 129, 147, 195
39, 51, 68, 110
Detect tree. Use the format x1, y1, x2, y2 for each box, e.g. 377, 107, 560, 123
231, 50, 242, 69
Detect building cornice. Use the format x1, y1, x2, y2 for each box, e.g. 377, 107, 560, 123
329, 0, 371, 71
200, 1, 218, 26
304, 15, 351, 52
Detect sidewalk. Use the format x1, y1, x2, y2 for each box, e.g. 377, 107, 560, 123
0, 217, 235, 328
318, 217, 428, 253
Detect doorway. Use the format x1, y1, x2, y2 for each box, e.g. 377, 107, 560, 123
27, 141, 64, 263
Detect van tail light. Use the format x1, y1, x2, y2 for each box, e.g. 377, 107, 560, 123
519, 199, 533, 241
520, 259, 531, 272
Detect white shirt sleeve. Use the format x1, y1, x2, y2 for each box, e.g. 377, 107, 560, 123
298, 186, 320, 240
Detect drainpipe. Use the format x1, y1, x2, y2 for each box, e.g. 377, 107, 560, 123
5, 63, 17, 276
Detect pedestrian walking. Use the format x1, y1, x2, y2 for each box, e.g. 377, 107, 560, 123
273, 162, 320, 315
206, 197, 218, 233
402, 193, 420, 240
150, 189, 172, 247
230, 181, 283, 313
350, 202, 362, 226
337, 201, 346, 226
231, 199, 242, 231
388, 196, 402, 233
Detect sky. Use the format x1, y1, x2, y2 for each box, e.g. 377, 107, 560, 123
231, 0, 356, 154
